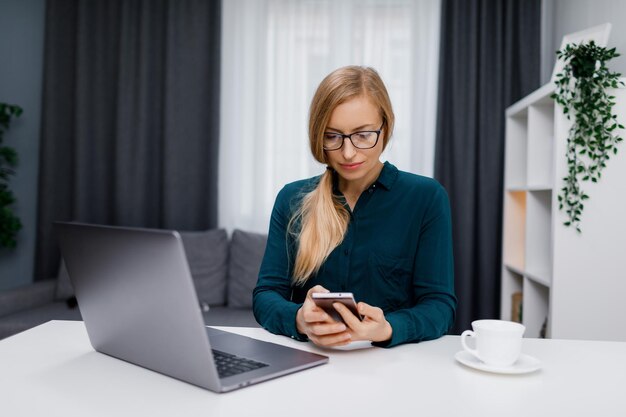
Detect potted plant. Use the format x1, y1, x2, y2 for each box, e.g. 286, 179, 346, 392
552, 41, 624, 232
0, 103, 23, 248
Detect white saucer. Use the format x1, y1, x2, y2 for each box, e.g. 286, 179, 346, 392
455, 350, 541, 374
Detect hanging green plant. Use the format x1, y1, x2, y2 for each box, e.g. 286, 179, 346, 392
0, 103, 23, 248
551, 40, 624, 233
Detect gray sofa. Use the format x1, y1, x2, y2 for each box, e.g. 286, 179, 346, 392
0, 229, 267, 340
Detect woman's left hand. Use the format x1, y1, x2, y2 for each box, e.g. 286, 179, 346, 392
333, 301, 392, 343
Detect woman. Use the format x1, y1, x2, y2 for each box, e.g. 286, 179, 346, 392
253, 66, 456, 348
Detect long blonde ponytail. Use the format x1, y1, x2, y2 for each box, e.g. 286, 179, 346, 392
290, 65, 394, 285
290, 170, 350, 286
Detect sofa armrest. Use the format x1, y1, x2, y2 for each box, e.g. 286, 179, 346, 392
0, 280, 57, 317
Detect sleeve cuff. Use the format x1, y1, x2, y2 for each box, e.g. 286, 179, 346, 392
371, 312, 409, 348
284, 302, 309, 342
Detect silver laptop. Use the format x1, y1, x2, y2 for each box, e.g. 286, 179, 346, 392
55, 222, 328, 393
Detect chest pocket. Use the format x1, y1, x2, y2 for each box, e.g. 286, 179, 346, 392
366, 252, 413, 312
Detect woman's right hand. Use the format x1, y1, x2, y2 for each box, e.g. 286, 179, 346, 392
296, 285, 352, 347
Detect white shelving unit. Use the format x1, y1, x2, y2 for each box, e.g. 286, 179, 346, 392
501, 82, 626, 341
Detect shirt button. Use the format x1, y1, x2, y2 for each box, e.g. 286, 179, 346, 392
344, 249, 349, 256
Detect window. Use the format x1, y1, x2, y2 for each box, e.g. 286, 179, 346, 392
220, 0, 441, 232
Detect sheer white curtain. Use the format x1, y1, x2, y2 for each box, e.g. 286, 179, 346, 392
219, 0, 441, 233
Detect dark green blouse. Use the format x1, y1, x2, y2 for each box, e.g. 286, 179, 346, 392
252, 162, 456, 347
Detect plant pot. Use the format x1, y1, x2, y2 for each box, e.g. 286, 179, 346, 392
571, 55, 597, 78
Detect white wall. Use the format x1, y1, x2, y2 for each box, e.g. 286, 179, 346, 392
541, 0, 626, 85
0, 0, 46, 290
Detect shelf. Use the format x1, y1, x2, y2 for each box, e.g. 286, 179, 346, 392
529, 185, 552, 191
502, 191, 526, 270
504, 115, 528, 188
524, 271, 551, 288
500, 267, 523, 322
502, 78, 626, 341
503, 263, 524, 277
527, 104, 554, 187
506, 83, 553, 117
506, 185, 552, 192
522, 279, 550, 338
503, 263, 551, 289
525, 190, 552, 285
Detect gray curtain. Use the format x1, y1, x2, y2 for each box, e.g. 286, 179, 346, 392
35, 0, 221, 280
434, 0, 541, 334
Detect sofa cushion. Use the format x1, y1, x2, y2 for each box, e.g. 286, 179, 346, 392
0, 301, 82, 340
202, 306, 260, 328
227, 229, 267, 308
55, 229, 229, 306
0, 280, 57, 317
180, 229, 229, 306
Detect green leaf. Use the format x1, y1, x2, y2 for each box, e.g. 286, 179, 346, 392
553, 41, 624, 234
0, 101, 24, 248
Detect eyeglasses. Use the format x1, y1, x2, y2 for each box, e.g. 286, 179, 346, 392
322, 123, 384, 151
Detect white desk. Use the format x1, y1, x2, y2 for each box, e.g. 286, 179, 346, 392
1, 321, 625, 417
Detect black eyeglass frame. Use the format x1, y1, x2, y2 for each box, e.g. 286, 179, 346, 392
322, 122, 385, 151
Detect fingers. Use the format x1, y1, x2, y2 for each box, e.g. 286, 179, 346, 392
299, 292, 350, 347
301, 308, 330, 324
306, 316, 351, 347
306, 285, 329, 298
309, 321, 346, 336
330, 301, 391, 343
300, 285, 332, 323
308, 330, 352, 347
297, 287, 331, 335
357, 302, 385, 322
302, 298, 331, 325
300, 289, 389, 346
332, 302, 361, 329
355, 302, 392, 342
297, 306, 336, 337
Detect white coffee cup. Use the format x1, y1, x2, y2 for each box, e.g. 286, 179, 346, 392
460, 320, 525, 367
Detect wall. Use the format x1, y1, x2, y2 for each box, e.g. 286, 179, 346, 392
0, 0, 46, 290
541, 0, 626, 85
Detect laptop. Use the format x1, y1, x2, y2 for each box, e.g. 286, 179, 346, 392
55, 222, 328, 393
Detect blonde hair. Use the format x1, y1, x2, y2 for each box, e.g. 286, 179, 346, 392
290, 66, 395, 286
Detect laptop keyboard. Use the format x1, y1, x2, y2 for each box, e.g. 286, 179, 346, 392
212, 349, 269, 378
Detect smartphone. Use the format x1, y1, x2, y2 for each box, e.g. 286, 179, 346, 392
311, 292, 363, 324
